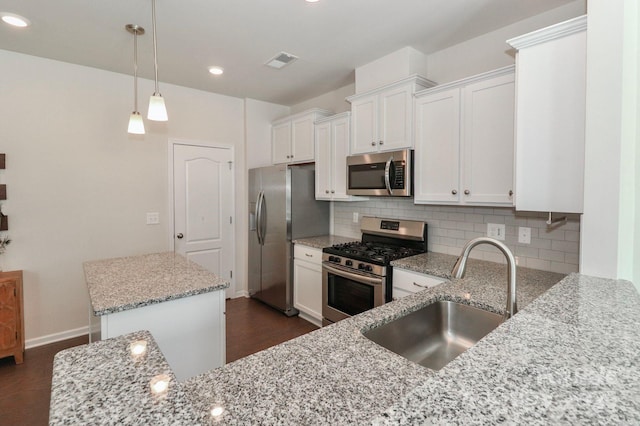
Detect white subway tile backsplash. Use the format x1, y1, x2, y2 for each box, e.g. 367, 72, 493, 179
332, 201, 580, 274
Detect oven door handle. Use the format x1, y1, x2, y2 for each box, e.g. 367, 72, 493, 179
322, 263, 384, 286
384, 155, 395, 196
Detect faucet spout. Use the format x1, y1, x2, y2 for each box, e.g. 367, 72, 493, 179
451, 237, 518, 319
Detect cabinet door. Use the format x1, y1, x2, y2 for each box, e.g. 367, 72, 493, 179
379, 84, 413, 152
293, 259, 322, 322
272, 121, 291, 164
461, 74, 515, 205
314, 121, 332, 200
0, 280, 18, 352
330, 116, 351, 200
392, 268, 444, 299
350, 95, 378, 154
514, 31, 586, 213
414, 88, 461, 204
291, 114, 315, 163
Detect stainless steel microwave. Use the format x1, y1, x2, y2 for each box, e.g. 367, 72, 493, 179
346, 149, 413, 197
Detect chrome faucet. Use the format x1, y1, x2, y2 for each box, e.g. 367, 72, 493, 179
451, 237, 518, 319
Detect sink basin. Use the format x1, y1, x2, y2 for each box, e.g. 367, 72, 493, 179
364, 301, 503, 370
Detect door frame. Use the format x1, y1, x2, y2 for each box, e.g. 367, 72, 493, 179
168, 138, 236, 298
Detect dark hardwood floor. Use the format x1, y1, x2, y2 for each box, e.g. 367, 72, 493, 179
0, 297, 318, 425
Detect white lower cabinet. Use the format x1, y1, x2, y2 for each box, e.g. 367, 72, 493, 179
293, 245, 323, 327
393, 268, 444, 300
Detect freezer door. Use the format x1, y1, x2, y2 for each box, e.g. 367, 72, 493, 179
258, 165, 288, 312
248, 168, 262, 297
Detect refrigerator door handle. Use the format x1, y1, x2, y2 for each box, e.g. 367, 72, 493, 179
259, 191, 267, 245
255, 191, 264, 245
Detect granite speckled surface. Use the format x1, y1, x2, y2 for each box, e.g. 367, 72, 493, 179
84, 251, 229, 315
49, 330, 200, 425
293, 234, 358, 249
55, 251, 640, 425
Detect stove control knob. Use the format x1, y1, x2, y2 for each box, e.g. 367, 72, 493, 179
358, 263, 365, 270
364, 265, 373, 272
345, 260, 353, 267
333, 256, 341, 263
328, 256, 335, 262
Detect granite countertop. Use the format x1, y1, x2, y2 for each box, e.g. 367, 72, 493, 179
84, 251, 229, 316
49, 330, 199, 425
293, 234, 358, 249
54, 253, 640, 424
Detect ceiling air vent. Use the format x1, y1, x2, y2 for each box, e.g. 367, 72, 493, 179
265, 51, 299, 69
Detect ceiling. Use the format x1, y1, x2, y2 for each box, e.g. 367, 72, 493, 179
0, 0, 579, 106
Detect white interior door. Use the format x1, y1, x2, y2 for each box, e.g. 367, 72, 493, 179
173, 143, 234, 298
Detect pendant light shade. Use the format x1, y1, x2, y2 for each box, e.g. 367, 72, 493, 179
128, 112, 145, 134
126, 24, 145, 135
147, 0, 168, 121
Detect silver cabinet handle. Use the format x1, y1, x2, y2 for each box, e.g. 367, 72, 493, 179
176, 233, 184, 239
464, 190, 470, 195
413, 282, 427, 289
371, 141, 376, 146
331, 190, 335, 194
379, 140, 384, 145
452, 189, 457, 195
509, 190, 513, 196
325, 190, 329, 194
305, 253, 313, 258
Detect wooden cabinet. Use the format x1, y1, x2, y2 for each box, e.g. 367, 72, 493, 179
392, 268, 443, 300
315, 112, 368, 201
0, 270, 24, 364
347, 76, 436, 155
414, 66, 515, 206
272, 109, 332, 164
293, 244, 322, 327
507, 16, 587, 213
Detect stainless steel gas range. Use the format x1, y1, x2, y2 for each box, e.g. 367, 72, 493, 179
321, 217, 427, 326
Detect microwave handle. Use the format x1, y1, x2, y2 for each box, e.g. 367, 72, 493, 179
384, 156, 395, 195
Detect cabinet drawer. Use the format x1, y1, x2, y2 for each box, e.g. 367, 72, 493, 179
393, 268, 444, 296
294, 245, 322, 265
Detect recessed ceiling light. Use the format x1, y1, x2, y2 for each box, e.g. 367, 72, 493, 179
208, 66, 224, 76
305, 0, 320, 3
1, 13, 31, 28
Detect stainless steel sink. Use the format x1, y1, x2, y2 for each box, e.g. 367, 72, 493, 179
364, 301, 503, 370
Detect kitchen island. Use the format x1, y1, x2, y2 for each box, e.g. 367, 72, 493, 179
84, 251, 229, 381
52, 252, 640, 424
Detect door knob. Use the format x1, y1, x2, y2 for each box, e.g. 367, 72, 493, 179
464, 190, 470, 195
176, 233, 184, 239
451, 189, 457, 195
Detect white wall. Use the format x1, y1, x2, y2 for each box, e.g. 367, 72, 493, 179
245, 99, 290, 169
0, 50, 245, 346
426, 0, 586, 84
290, 83, 354, 115
581, 0, 640, 288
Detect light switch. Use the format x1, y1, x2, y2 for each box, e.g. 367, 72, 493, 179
146, 212, 160, 225
487, 223, 505, 241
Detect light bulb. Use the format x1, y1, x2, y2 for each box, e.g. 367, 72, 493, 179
149, 374, 171, 395
208, 66, 224, 76
128, 111, 145, 134
147, 93, 168, 121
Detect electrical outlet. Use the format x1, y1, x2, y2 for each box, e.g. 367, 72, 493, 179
518, 227, 531, 244
352, 212, 359, 223
487, 223, 505, 241
146, 212, 160, 225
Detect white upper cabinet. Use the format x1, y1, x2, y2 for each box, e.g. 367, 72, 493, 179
272, 109, 332, 164
414, 66, 515, 207
315, 112, 368, 201
347, 76, 436, 155
507, 16, 587, 214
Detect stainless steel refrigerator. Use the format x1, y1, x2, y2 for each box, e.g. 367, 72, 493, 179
248, 164, 329, 315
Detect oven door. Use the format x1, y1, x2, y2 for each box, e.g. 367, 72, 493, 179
322, 262, 385, 326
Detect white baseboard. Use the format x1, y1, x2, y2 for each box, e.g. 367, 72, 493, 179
297, 311, 322, 328
232, 290, 249, 298
25, 326, 89, 349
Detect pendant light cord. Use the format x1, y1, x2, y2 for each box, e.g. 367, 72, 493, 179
152, 0, 160, 95
133, 29, 139, 111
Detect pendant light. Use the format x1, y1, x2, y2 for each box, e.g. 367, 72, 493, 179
126, 24, 145, 134
147, 0, 168, 121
